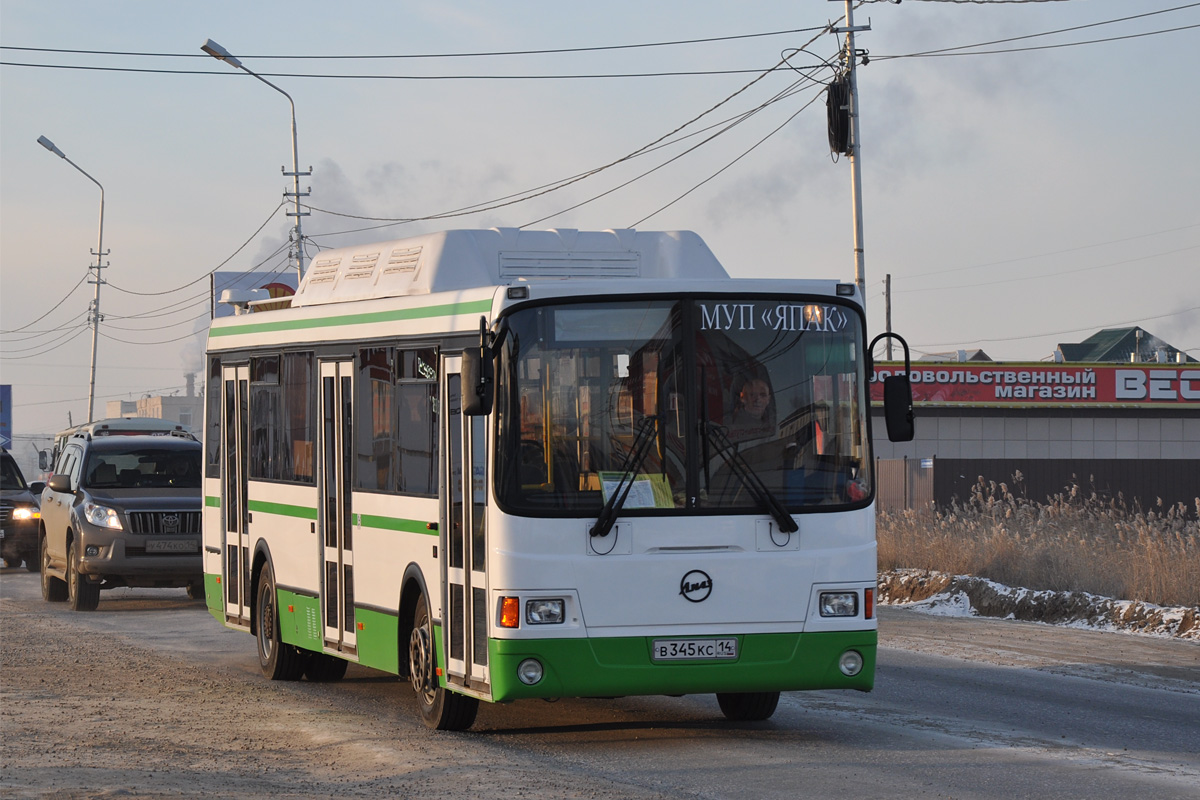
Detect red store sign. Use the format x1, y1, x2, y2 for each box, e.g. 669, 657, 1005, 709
870, 363, 1200, 407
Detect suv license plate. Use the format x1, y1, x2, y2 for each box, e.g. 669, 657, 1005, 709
146, 539, 198, 553
652, 638, 738, 661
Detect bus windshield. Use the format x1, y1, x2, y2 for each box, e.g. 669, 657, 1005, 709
495, 297, 871, 515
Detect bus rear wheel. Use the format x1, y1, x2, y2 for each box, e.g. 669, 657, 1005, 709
408, 594, 478, 731
716, 691, 780, 721
256, 562, 306, 681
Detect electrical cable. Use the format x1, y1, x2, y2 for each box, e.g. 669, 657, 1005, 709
895, 244, 1200, 293
880, 24, 1199, 59
0, 27, 828, 61
915, 306, 1200, 349
0, 323, 89, 354
902, 223, 1200, 281
629, 90, 825, 227
106, 202, 285, 296
303, 53, 808, 238
0, 326, 90, 360
0, 273, 87, 334
0, 61, 819, 81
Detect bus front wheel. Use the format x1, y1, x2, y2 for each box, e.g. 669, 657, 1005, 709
256, 563, 306, 681
408, 594, 478, 731
716, 691, 780, 721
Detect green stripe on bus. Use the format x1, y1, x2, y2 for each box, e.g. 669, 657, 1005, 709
205, 496, 221, 507
488, 630, 877, 702
209, 298, 493, 337
247, 499, 319, 520
359, 514, 436, 535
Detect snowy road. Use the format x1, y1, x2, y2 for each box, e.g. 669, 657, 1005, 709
2, 568, 1197, 799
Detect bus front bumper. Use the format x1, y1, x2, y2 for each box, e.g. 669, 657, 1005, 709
488, 629, 876, 702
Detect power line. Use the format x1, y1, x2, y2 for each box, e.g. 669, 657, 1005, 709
902, 223, 1200, 281
628, 90, 825, 228
0, 273, 87, 334
12, 384, 189, 410
0, 27, 827, 61
880, 24, 1199, 59
0, 60, 822, 81
305, 53, 807, 237
895, 244, 1200, 293
915, 305, 1200, 348
106, 202, 285, 297
878, 4, 1200, 59
0, 326, 90, 361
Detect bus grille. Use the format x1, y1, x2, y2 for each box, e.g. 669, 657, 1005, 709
126, 511, 201, 535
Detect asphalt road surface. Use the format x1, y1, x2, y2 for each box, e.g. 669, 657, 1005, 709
2, 567, 1197, 799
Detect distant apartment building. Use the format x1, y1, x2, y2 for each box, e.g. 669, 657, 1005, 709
105, 374, 203, 437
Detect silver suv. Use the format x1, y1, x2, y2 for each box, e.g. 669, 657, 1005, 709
39, 431, 203, 611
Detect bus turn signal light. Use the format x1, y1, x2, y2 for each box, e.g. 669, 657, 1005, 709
500, 596, 520, 628
865, 588, 875, 620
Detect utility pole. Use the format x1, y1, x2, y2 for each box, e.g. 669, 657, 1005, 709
885, 273, 893, 360
829, 1, 870, 309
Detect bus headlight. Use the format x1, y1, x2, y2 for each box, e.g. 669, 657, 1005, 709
839, 650, 864, 676
525, 598, 564, 625
517, 658, 544, 685
819, 591, 858, 617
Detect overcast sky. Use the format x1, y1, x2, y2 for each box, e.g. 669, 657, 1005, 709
2, 0, 1198, 436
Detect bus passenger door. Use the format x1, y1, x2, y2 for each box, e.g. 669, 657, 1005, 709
442, 358, 490, 695
222, 364, 251, 627
318, 360, 356, 655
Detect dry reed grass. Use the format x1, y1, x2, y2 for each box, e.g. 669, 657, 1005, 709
877, 472, 1200, 608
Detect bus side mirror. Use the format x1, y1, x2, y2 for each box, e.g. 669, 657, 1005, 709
462, 345, 493, 416
882, 375, 914, 442
38, 450, 51, 472
868, 331, 915, 443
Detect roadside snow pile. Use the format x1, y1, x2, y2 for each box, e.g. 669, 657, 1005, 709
878, 568, 1200, 641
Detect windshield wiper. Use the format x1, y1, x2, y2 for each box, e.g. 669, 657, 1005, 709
705, 423, 798, 534
590, 415, 658, 539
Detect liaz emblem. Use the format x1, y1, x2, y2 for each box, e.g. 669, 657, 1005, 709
679, 570, 712, 603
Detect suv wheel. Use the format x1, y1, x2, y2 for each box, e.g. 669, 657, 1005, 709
40, 536, 67, 602
67, 541, 101, 611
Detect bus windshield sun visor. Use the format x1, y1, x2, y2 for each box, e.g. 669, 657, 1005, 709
589, 415, 659, 539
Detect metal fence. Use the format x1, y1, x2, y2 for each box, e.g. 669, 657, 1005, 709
875, 457, 934, 512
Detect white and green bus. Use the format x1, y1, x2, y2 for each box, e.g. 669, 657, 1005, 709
202, 227, 913, 730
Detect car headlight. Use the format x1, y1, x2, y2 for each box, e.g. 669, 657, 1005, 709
84, 502, 123, 530
12, 506, 39, 521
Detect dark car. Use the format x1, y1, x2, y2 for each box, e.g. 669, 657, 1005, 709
1, 448, 43, 571
39, 432, 203, 611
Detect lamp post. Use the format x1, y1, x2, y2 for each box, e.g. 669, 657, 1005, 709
202, 38, 310, 282
37, 135, 107, 423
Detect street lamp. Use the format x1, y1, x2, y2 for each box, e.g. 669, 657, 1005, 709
37, 135, 108, 424
202, 38, 310, 282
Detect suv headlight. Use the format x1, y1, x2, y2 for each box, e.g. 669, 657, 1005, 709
12, 506, 40, 522
84, 502, 123, 530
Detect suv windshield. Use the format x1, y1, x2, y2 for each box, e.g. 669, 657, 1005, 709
1, 455, 28, 490
495, 297, 871, 515
84, 447, 202, 489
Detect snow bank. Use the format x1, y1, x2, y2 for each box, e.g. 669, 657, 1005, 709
878, 568, 1200, 641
